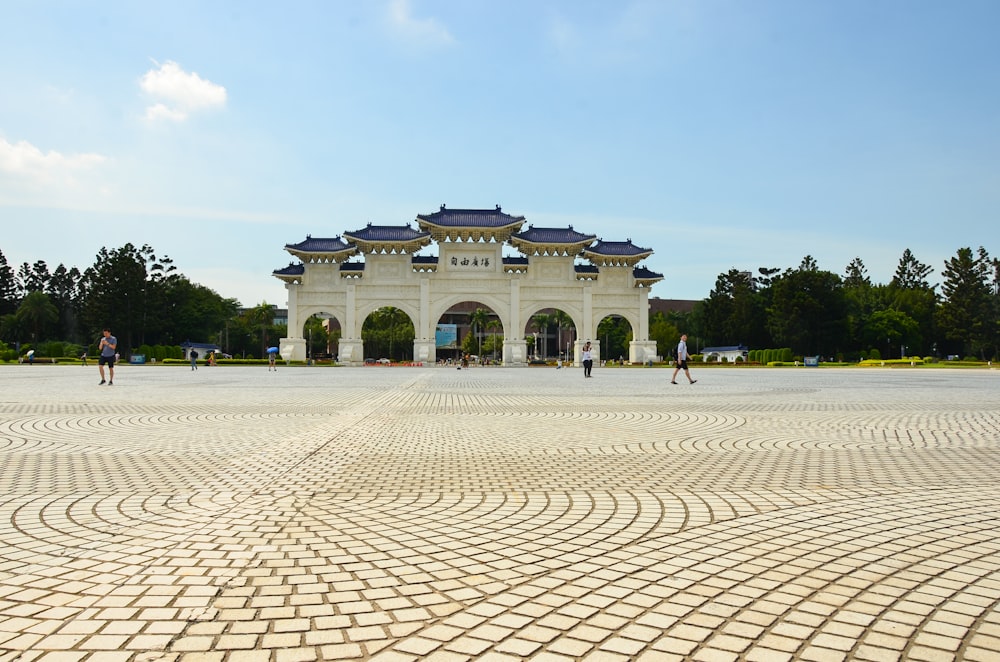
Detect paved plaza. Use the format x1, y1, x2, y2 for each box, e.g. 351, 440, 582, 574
1, 363, 999, 662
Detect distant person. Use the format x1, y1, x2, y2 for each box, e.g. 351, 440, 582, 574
582, 342, 594, 377
81, 352, 88, 367
190, 349, 199, 370
98, 328, 117, 385
268, 350, 277, 371
671, 334, 697, 385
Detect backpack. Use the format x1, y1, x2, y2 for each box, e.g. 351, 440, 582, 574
191, 350, 199, 359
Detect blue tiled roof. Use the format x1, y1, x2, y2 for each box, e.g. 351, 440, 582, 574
343, 224, 431, 242
633, 266, 663, 279
417, 205, 525, 228
586, 239, 652, 256
412, 256, 439, 264
511, 226, 597, 244
273, 263, 305, 276
284, 236, 354, 252
341, 262, 365, 272
703, 345, 749, 352
502, 256, 529, 266
574, 264, 599, 274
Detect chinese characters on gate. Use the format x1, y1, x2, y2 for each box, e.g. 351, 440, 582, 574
450, 256, 491, 269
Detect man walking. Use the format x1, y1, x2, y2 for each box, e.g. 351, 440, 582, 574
98, 328, 117, 385
671, 334, 697, 385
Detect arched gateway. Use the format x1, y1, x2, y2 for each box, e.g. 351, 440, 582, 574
274, 205, 663, 366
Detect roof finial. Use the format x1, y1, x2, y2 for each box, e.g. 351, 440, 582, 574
496, 204, 501, 210
440, 203, 446, 210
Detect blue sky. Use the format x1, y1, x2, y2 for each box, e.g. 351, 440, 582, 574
2, 1, 997, 307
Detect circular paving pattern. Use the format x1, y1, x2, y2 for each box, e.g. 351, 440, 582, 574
0, 364, 998, 661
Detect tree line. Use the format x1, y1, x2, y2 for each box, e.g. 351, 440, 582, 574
0, 244, 286, 360
2, 243, 997, 363
674, 247, 999, 361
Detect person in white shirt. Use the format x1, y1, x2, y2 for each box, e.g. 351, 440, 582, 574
671, 334, 697, 385
582, 342, 594, 377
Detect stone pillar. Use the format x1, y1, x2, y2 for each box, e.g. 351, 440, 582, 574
280, 337, 306, 362
504, 339, 526, 365
286, 281, 300, 339
629, 340, 658, 364
582, 284, 594, 342
413, 340, 435, 365
279, 282, 306, 360
338, 283, 363, 365
629, 287, 657, 363
414, 278, 435, 364
504, 279, 523, 365
636, 287, 649, 341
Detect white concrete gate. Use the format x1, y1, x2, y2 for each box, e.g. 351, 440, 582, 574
274, 206, 663, 366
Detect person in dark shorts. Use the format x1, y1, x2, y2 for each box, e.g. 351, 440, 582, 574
98, 328, 117, 385
671, 333, 697, 385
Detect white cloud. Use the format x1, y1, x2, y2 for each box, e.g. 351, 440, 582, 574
144, 102, 189, 122
140, 60, 227, 122
387, 0, 454, 47
0, 137, 106, 185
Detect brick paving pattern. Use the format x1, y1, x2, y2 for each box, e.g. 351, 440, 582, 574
0, 364, 998, 661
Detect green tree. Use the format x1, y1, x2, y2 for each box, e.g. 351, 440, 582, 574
551, 309, 574, 360
883, 249, 938, 356
46, 264, 83, 343
700, 268, 769, 348
468, 307, 490, 358
79, 244, 158, 352
767, 258, 847, 356
158, 277, 240, 346
892, 249, 933, 290
242, 302, 277, 357
530, 313, 551, 358
484, 318, 503, 362
461, 328, 478, 357
990, 256, 1000, 359
597, 315, 631, 362
843, 257, 871, 288
16, 291, 59, 344
648, 311, 680, 360
865, 309, 920, 359
363, 307, 414, 360
842, 258, 878, 358
0, 314, 24, 345
18, 260, 50, 295
303, 315, 331, 358
936, 247, 992, 358
0, 250, 19, 317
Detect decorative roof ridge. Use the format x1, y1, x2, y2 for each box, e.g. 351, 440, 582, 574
510, 225, 598, 243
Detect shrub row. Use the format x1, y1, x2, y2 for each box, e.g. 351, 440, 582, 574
748, 348, 793, 364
